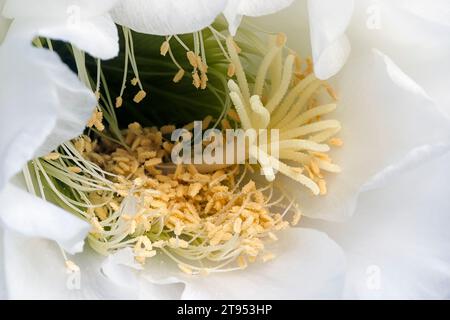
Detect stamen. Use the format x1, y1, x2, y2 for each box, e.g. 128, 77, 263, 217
270, 74, 317, 126
280, 120, 341, 140
265, 54, 295, 113
226, 37, 251, 103
123, 28, 147, 102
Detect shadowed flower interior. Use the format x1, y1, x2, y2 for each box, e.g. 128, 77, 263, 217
24, 20, 343, 275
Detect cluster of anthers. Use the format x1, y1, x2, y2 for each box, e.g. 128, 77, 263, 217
71, 122, 298, 274
225, 33, 343, 196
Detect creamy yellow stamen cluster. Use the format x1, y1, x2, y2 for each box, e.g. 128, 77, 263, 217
78, 123, 296, 274
225, 34, 342, 195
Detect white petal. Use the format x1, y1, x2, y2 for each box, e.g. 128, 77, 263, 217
3, 231, 133, 299
27, 14, 119, 60
223, 0, 244, 36
282, 50, 450, 221
236, 0, 295, 16
0, 31, 95, 190
348, 0, 450, 119
0, 176, 90, 254
307, 0, 354, 79
224, 0, 295, 35
304, 151, 450, 299
102, 248, 184, 299
2, 231, 185, 299
3, 0, 119, 60
399, 0, 450, 28
3, 0, 119, 19
142, 228, 346, 299
112, 0, 227, 36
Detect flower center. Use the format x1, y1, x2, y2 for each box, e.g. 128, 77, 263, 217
28, 22, 343, 274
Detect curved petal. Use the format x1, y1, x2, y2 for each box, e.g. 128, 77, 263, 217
0, 28, 95, 190
23, 14, 119, 60
2, 0, 119, 19
400, 0, 450, 28
304, 151, 450, 299
224, 0, 295, 35
3, 231, 130, 299
307, 0, 354, 79
141, 228, 347, 299
0, 176, 89, 254
112, 0, 227, 36
281, 50, 450, 221
102, 248, 184, 299
348, 0, 450, 119
3, 0, 119, 59
237, 0, 295, 16
2, 231, 185, 299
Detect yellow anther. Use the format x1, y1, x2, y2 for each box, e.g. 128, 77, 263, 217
173, 69, 185, 83
115, 96, 123, 108
186, 51, 198, 68
131, 77, 139, 86
192, 71, 201, 89
233, 218, 242, 234
68, 166, 82, 174
133, 90, 147, 103
200, 72, 208, 90
160, 41, 170, 56
160, 125, 176, 135
242, 180, 256, 194
188, 183, 203, 198
318, 179, 327, 195
44, 152, 60, 161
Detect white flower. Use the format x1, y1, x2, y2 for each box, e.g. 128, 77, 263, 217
111, 0, 295, 36
0, 0, 119, 254
1, 0, 450, 299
